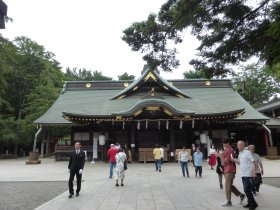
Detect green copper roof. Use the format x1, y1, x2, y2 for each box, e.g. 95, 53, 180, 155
34, 80, 268, 125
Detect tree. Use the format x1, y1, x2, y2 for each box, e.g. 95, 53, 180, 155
64, 68, 112, 81
232, 63, 279, 107
118, 72, 135, 80
1, 36, 64, 154
183, 69, 206, 79
122, 0, 280, 78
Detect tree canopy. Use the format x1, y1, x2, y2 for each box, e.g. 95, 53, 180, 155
122, 0, 280, 78
118, 72, 135, 80
64, 67, 112, 81
232, 63, 279, 107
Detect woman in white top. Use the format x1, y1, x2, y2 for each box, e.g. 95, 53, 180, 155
178, 146, 190, 177
114, 148, 127, 186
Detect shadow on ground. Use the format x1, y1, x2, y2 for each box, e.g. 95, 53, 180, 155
0, 181, 68, 210
262, 177, 280, 188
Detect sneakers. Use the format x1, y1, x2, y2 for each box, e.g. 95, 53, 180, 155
239, 194, 246, 204
222, 202, 232, 207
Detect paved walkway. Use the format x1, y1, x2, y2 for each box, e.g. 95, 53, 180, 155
0, 158, 279, 210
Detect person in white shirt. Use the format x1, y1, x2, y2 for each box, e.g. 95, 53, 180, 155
178, 146, 190, 177
248, 145, 264, 195
160, 146, 164, 164
231, 141, 258, 210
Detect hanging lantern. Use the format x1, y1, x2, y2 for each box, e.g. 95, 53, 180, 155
166, 120, 169, 130
146, 120, 148, 129
179, 120, 183, 129
158, 121, 161, 130
99, 135, 106, 145
137, 120, 140, 130
192, 119, 195, 128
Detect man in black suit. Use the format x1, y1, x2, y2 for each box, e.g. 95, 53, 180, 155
68, 142, 85, 198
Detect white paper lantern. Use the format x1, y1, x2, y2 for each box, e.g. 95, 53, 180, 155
99, 135, 106, 145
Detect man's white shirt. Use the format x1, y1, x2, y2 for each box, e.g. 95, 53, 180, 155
238, 149, 255, 177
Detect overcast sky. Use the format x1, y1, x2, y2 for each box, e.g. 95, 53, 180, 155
2, 0, 200, 80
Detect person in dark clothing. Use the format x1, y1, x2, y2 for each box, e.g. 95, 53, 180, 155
191, 143, 196, 167
216, 148, 224, 189
68, 142, 85, 198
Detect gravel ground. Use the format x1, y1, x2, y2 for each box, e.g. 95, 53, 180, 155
262, 177, 280, 188
0, 181, 68, 210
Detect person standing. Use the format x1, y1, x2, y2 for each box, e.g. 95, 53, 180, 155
193, 147, 203, 177
191, 143, 196, 167
232, 141, 258, 210
68, 142, 85, 198
208, 144, 217, 170
153, 144, 161, 172
216, 148, 224, 189
178, 146, 190, 177
107, 144, 118, 178
124, 144, 130, 163
160, 145, 164, 164
114, 148, 127, 186
220, 139, 245, 207
248, 145, 264, 195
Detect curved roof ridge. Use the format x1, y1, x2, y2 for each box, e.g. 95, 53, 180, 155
111, 68, 190, 99
112, 98, 195, 116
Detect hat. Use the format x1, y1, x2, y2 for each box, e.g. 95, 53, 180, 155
110, 144, 115, 147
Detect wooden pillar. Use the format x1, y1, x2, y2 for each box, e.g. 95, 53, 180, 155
130, 125, 135, 162
264, 130, 269, 155
170, 123, 175, 162
45, 129, 50, 157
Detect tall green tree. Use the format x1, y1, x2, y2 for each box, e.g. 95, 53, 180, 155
183, 69, 206, 79
118, 72, 135, 80
1, 36, 63, 154
64, 68, 112, 81
232, 64, 279, 107
122, 0, 280, 78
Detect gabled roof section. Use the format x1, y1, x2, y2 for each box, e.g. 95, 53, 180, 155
112, 98, 195, 117
111, 68, 190, 99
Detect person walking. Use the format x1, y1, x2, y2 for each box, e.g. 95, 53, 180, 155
114, 148, 127, 186
220, 139, 245, 207
216, 148, 224, 189
160, 145, 164, 164
68, 142, 85, 198
232, 141, 258, 210
153, 144, 162, 172
208, 144, 217, 170
248, 145, 264, 195
178, 146, 190, 177
193, 147, 203, 177
107, 144, 118, 178
191, 143, 196, 167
